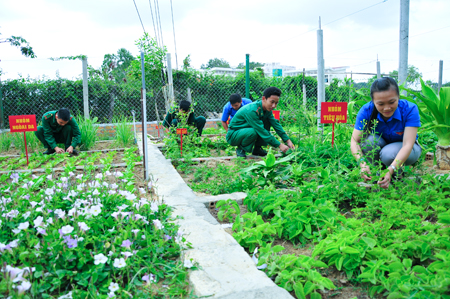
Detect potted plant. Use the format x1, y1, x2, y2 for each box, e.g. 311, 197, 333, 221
402, 79, 450, 170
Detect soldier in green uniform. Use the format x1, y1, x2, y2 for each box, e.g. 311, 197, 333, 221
35, 108, 81, 155
163, 100, 206, 136
226, 87, 295, 158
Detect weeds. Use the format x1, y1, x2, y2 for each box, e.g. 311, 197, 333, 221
113, 115, 134, 147
0, 132, 13, 152
78, 116, 98, 151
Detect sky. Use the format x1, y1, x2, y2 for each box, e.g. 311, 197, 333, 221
0, 0, 449, 83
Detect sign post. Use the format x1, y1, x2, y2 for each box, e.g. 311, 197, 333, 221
9, 115, 37, 165
176, 128, 188, 156
320, 102, 348, 147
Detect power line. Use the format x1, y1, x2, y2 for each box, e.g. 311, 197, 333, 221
253, 0, 388, 54
148, 0, 159, 48
154, 0, 165, 51
132, 0, 148, 38
170, 0, 178, 70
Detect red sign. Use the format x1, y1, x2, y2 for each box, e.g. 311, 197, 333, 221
320, 102, 348, 124
176, 128, 187, 135
9, 115, 37, 132
272, 110, 280, 120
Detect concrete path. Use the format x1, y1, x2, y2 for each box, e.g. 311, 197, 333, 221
137, 136, 293, 299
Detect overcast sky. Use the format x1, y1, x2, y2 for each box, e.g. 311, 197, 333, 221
1, 0, 449, 83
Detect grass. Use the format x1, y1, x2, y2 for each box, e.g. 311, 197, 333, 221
113, 115, 135, 148
78, 117, 99, 151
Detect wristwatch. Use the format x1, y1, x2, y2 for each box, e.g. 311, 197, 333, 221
389, 165, 397, 172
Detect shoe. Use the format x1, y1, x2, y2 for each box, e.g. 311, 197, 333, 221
43, 149, 55, 155
236, 148, 247, 158
252, 146, 267, 156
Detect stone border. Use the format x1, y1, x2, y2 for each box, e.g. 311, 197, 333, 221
137, 136, 293, 298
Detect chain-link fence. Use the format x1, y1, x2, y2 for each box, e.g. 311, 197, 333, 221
0, 65, 390, 129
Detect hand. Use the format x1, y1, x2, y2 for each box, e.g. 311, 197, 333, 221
377, 171, 392, 189
54, 147, 65, 154
286, 140, 295, 149
360, 163, 372, 181
66, 146, 73, 154
279, 144, 289, 153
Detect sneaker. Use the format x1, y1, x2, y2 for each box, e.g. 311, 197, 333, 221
236, 148, 247, 158
252, 146, 267, 156
43, 149, 55, 155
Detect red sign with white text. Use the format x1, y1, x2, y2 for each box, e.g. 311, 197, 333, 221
9, 115, 37, 132
320, 102, 348, 124
176, 128, 187, 135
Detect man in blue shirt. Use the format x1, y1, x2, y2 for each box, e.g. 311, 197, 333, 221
221, 94, 252, 131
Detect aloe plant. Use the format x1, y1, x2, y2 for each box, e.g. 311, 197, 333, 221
402, 78, 450, 169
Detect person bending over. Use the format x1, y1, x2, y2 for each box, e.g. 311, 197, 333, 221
226, 87, 294, 158
163, 100, 206, 136
35, 108, 81, 155
350, 77, 422, 189
221, 93, 252, 131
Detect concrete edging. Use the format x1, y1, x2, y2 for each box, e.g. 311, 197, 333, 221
137, 137, 293, 298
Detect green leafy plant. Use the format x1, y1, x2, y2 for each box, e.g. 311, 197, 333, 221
0, 132, 13, 152
78, 116, 98, 151
113, 115, 134, 147
216, 199, 240, 222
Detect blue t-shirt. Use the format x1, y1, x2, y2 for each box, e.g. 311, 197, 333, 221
221, 98, 252, 122
354, 99, 421, 143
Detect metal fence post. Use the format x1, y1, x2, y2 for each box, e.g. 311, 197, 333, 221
82, 57, 89, 119
245, 54, 250, 99
187, 88, 192, 102
317, 17, 325, 130
438, 60, 443, 94
141, 51, 149, 181
399, 0, 410, 89
166, 53, 175, 106
377, 60, 381, 79
302, 68, 307, 108
0, 75, 4, 129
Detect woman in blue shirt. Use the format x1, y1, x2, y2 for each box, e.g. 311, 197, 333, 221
350, 77, 422, 189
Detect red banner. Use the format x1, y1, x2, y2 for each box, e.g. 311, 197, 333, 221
320, 102, 348, 124
9, 115, 37, 132
176, 128, 187, 135
272, 110, 280, 120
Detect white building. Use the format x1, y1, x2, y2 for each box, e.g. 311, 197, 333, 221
263, 62, 296, 77
284, 66, 348, 83
198, 67, 247, 77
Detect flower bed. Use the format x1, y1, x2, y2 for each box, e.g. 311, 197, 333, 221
0, 150, 190, 298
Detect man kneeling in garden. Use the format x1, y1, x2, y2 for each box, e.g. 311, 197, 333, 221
226, 87, 295, 158
163, 100, 206, 136
35, 108, 81, 155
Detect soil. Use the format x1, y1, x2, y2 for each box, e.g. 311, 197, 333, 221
418, 160, 450, 175
0, 140, 125, 156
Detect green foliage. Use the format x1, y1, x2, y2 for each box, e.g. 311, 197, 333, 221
78, 117, 98, 151
200, 58, 230, 69
402, 79, 450, 146
390, 65, 422, 87
216, 199, 240, 222
0, 33, 36, 58
113, 115, 134, 147
236, 61, 265, 70
0, 132, 13, 152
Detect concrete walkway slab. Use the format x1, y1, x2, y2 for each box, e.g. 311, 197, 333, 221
137, 136, 293, 299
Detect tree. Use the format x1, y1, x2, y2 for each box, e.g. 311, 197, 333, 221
0, 32, 36, 58
236, 61, 265, 70
100, 48, 135, 82
200, 58, 230, 69
182, 54, 191, 70
389, 65, 422, 87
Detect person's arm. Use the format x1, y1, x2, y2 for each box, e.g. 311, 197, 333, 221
378, 127, 418, 189
350, 128, 371, 181
221, 121, 228, 131
268, 114, 294, 149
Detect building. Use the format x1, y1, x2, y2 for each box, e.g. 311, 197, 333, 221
263, 63, 296, 77
284, 66, 348, 83
198, 67, 246, 77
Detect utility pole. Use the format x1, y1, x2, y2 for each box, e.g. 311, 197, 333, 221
245, 54, 250, 99
141, 51, 149, 181
377, 57, 381, 79
438, 60, 444, 94
82, 57, 89, 119
317, 17, 325, 130
399, 0, 410, 89
166, 53, 175, 108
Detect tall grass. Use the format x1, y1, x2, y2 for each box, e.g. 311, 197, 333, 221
78, 117, 98, 151
0, 132, 13, 153
10, 132, 41, 154
113, 115, 134, 147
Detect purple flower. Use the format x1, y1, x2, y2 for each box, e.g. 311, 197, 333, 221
23, 195, 30, 200
10, 173, 19, 184
63, 236, 78, 248
164, 235, 172, 241
121, 239, 132, 248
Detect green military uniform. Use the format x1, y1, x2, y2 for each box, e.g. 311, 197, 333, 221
226, 100, 289, 153
35, 111, 81, 150
163, 108, 206, 136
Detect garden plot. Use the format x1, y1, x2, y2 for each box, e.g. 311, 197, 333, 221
0, 149, 191, 298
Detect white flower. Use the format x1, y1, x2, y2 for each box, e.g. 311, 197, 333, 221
76, 174, 83, 179
108, 251, 114, 256
118, 204, 128, 211
22, 211, 31, 219
150, 202, 159, 213
46, 175, 53, 180
121, 251, 133, 258
61, 177, 68, 182
47, 217, 53, 225
107, 292, 116, 298
44, 188, 54, 196
29, 201, 38, 208
138, 188, 146, 194
58, 291, 73, 299
94, 253, 108, 265
0, 219, 2, 226
153, 219, 163, 230
108, 190, 117, 195
34, 216, 44, 228
78, 222, 90, 232
92, 189, 100, 196
14, 280, 31, 294
113, 258, 126, 269
131, 229, 139, 236
90, 205, 101, 216
60, 225, 74, 235
141, 235, 146, 240
95, 173, 103, 180
9, 239, 19, 248
184, 259, 194, 268
114, 171, 123, 177
12, 228, 21, 234
18, 222, 29, 230
108, 227, 115, 232
34, 243, 41, 250
105, 170, 112, 176
110, 183, 118, 189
